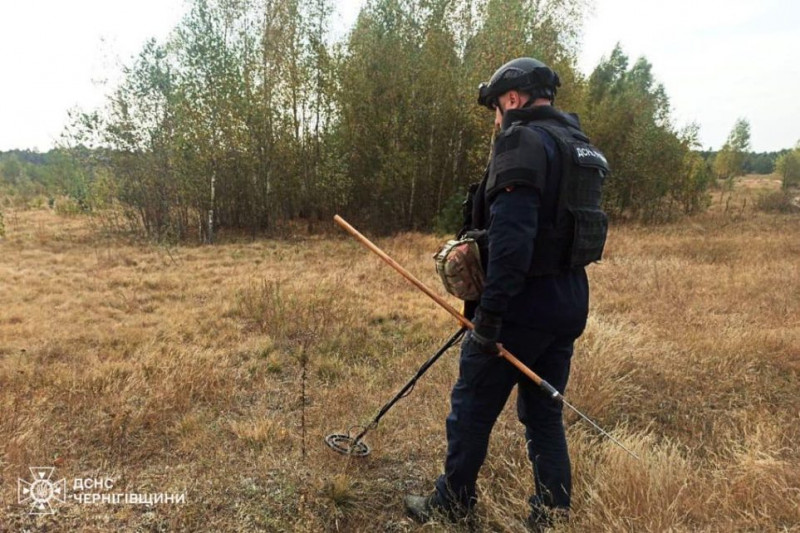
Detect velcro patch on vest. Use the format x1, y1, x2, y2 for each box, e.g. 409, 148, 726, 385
487, 125, 548, 198
571, 141, 609, 172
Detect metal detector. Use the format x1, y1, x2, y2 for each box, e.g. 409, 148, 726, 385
326, 215, 640, 460
325, 327, 467, 457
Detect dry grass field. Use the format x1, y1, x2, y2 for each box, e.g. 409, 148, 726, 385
1, 176, 799, 532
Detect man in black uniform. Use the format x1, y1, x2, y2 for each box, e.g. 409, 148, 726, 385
405, 57, 609, 529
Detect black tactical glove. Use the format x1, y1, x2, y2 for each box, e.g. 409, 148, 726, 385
461, 229, 487, 243
469, 306, 502, 355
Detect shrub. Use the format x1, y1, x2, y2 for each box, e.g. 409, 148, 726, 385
433, 189, 467, 236
756, 190, 799, 213
54, 196, 85, 216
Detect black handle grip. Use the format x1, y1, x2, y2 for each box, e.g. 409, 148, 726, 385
539, 379, 562, 401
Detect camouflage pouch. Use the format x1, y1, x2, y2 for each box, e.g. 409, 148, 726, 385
433, 238, 485, 301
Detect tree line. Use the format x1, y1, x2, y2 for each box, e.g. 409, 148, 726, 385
3, 0, 780, 240
698, 148, 791, 177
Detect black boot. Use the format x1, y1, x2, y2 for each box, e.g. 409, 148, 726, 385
404, 494, 437, 523
404, 493, 474, 525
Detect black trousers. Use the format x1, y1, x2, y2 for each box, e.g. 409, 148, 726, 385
434, 325, 575, 513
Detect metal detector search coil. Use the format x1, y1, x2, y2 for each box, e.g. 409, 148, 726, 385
324, 433, 371, 457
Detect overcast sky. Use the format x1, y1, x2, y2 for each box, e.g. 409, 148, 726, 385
0, 0, 797, 152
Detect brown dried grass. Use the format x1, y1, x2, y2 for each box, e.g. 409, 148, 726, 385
1, 177, 798, 531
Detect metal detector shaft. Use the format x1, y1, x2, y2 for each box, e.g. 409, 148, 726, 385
334, 215, 639, 460
561, 397, 640, 460
350, 327, 467, 445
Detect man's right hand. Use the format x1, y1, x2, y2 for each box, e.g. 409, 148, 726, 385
469, 307, 502, 355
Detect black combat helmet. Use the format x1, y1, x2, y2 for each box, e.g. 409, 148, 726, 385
477, 57, 561, 110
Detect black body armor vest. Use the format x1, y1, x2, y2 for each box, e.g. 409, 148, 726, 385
470, 106, 609, 276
